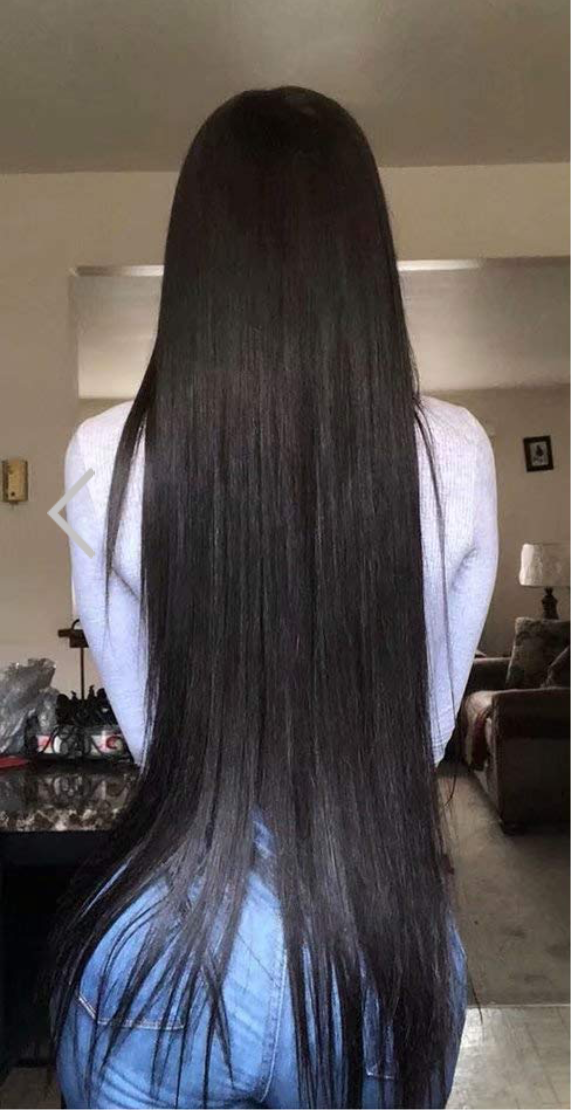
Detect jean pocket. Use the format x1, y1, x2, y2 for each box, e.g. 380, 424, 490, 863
76, 926, 191, 1032
76, 989, 187, 1031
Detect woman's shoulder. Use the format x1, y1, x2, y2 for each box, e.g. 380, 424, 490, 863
416, 395, 496, 560
65, 401, 137, 516
418, 394, 491, 452
416, 394, 495, 497
69, 401, 134, 466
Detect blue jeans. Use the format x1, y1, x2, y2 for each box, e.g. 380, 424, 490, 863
57, 849, 467, 1108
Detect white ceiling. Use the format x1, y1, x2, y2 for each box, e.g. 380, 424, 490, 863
74, 258, 570, 398
0, 0, 568, 172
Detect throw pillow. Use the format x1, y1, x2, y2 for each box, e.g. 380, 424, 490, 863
506, 618, 570, 690
542, 645, 571, 688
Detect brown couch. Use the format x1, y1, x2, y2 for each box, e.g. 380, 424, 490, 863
459, 657, 570, 833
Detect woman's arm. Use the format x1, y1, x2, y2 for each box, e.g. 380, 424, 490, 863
429, 423, 499, 762
64, 429, 149, 765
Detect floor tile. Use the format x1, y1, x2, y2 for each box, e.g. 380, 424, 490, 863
447, 1006, 567, 1110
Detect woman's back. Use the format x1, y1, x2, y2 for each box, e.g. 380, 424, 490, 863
65, 391, 497, 767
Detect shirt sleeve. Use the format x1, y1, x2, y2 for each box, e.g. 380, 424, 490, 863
64, 430, 149, 765
429, 425, 499, 762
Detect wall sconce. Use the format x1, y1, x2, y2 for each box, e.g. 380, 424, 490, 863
2, 458, 29, 504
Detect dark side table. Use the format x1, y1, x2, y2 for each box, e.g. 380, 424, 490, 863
0, 760, 138, 1081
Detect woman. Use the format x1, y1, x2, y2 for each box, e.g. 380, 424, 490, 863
52, 87, 498, 1108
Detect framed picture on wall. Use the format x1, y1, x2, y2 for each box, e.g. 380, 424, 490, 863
523, 435, 554, 472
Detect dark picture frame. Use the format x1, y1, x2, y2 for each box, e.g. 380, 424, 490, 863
523, 435, 554, 472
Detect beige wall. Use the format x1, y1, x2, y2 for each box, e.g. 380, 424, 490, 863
78, 397, 124, 423
435, 386, 570, 654
0, 164, 568, 690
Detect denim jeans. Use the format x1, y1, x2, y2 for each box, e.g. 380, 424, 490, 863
57, 838, 467, 1108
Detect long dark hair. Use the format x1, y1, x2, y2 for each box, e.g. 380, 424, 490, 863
51, 87, 456, 1107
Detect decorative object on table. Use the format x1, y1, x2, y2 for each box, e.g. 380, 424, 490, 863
0, 755, 30, 771
505, 617, 570, 690
523, 435, 554, 472
0, 658, 58, 754
519, 541, 570, 619
25, 685, 131, 762
58, 618, 89, 698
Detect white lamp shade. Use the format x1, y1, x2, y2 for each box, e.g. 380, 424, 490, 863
519, 543, 571, 588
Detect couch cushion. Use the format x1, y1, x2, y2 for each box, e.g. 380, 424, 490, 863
542, 645, 571, 689
506, 618, 570, 690
462, 690, 496, 769
464, 689, 496, 724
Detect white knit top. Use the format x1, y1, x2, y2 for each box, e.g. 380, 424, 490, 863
65, 395, 498, 765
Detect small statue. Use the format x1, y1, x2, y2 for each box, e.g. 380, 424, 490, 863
0, 658, 58, 754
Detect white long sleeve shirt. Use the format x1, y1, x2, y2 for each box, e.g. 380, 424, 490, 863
64, 395, 498, 765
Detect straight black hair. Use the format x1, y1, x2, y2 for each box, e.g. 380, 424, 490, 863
51, 87, 457, 1107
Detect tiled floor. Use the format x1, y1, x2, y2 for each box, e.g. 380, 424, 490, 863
448, 1005, 570, 1109
1, 1005, 568, 1108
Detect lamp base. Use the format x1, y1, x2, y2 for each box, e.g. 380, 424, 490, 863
541, 587, 559, 620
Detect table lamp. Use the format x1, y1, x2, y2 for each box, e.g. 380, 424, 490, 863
519, 542, 570, 619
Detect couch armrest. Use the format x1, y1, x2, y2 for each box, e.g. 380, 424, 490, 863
491, 687, 570, 741
464, 657, 509, 697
